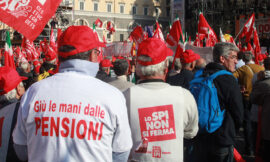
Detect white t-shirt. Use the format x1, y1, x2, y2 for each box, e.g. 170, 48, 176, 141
124, 82, 198, 162
13, 60, 132, 162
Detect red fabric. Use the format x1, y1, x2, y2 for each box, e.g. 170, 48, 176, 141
130, 26, 144, 43
94, 18, 103, 28
58, 26, 105, 58
100, 59, 113, 67
0, 66, 26, 95
153, 21, 164, 41
4, 51, 15, 69
180, 49, 200, 63
0, 0, 62, 41
198, 13, 218, 46
45, 46, 57, 61
239, 13, 255, 43
23, 38, 39, 61
106, 21, 115, 33
166, 18, 183, 46
137, 38, 170, 66
233, 148, 246, 162
253, 28, 261, 64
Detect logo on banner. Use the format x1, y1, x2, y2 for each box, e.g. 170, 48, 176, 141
152, 146, 161, 158
0, 0, 32, 18
138, 104, 176, 142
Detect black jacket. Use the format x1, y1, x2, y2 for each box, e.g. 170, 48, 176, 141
166, 69, 194, 89
203, 62, 244, 146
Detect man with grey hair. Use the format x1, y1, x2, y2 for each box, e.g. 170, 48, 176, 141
0, 66, 26, 162
233, 50, 264, 156
124, 38, 198, 162
192, 42, 244, 162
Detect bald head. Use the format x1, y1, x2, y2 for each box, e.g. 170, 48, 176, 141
195, 58, 206, 70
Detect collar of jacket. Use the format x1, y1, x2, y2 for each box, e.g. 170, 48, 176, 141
58, 59, 99, 77
203, 62, 227, 75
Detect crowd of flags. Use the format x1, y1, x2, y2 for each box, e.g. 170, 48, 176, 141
1, 11, 268, 71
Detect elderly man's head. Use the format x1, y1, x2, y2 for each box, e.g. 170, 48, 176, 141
136, 38, 171, 79
213, 42, 239, 72
58, 26, 105, 62
0, 66, 25, 102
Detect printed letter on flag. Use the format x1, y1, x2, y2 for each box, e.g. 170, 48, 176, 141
0, 0, 63, 42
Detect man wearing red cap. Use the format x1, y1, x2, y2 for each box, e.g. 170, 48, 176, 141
123, 38, 198, 162
96, 58, 114, 82
0, 66, 26, 162
13, 26, 132, 162
167, 49, 200, 89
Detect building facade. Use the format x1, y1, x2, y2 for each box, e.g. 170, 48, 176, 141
56, 0, 171, 42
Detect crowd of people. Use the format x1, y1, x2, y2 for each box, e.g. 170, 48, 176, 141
0, 25, 269, 162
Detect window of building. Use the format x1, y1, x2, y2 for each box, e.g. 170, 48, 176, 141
94, 2, 98, 11
79, 1, 84, 10
79, 20, 84, 25
120, 34, 124, 42
107, 3, 112, 12
132, 6, 137, 15
166, 7, 170, 17
144, 7, 148, 16
65, 0, 69, 6
120, 4, 124, 14
107, 33, 111, 39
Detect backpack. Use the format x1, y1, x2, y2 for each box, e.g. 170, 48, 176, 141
189, 69, 233, 133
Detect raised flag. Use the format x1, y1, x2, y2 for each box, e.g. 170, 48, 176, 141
130, 25, 144, 44
23, 37, 39, 61
0, 0, 63, 42
153, 21, 164, 41
106, 21, 115, 34
50, 28, 57, 52
94, 18, 103, 28
166, 17, 183, 46
253, 27, 261, 64
198, 12, 218, 45
4, 31, 15, 68
239, 13, 255, 42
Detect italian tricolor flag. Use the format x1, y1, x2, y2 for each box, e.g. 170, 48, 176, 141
4, 31, 15, 68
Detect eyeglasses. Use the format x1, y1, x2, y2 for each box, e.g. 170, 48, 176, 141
93, 49, 100, 55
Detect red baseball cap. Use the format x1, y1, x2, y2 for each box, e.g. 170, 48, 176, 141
181, 49, 200, 63
58, 26, 105, 58
100, 59, 113, 67
0, 66, 27, 95
137, 38, 172, 66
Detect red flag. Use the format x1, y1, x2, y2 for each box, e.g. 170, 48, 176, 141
153, 21, 164, 41
106, 21, 115, 34
94, 18, 103, 28
166, 17, 183, 46
253, 27, 261, 64
4, 31, 15, 68
130, 26, 144, 43
0, 0, 62, 42
57, 28, 62, 42
239, 13, 255, 43
198, 13, 218, 46
50, 28, 57, 52
23, 38, 39, 61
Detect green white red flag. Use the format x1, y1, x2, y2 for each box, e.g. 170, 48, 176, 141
239, 13, 255, 43
4, 31, 15, 68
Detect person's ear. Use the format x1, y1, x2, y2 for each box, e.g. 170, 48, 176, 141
220, 55, 226, 64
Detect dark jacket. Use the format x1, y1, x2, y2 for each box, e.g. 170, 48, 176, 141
96, 70, 114, 83
203, 62, 244, 146
166, 69, 194, 89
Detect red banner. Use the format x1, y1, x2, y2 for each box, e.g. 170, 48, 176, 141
0, 0, 62, 42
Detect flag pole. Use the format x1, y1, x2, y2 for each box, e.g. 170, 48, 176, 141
234, 26, 244, 41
